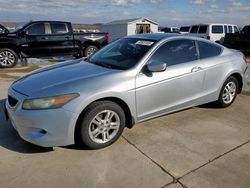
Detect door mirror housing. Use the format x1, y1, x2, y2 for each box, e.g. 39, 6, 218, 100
19, 30, 27, 37
147, 61, 167, 72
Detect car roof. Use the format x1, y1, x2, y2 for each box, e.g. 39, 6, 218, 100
126, 33, 179, 41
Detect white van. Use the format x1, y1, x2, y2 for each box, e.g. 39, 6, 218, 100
188, 24, 240, 43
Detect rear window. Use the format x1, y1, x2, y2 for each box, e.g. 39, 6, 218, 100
198, 41, 222, 59
234, 26, 239, 33
190, 26, 199, 33
180, 27, 190, 32
50, 23, 68, 34
212, 25, 223, 34
198, 26, 208, 33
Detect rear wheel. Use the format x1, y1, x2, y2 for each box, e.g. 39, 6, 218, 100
84, 45, 98, 57
78, 101, 125, 149
217, 76, 239, 108
0, 48, 18, 68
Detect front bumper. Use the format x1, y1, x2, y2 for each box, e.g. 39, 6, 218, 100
5, 88, 79, 147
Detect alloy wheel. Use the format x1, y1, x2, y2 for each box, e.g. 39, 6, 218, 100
88, 110, 120, 144
222, 81, 237, 104
0, 50, 16, 66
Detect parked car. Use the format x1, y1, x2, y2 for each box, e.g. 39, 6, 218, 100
188, 24, 240, 43
179, 26, 190, 34
0, 21, 109, 68
5, 33, 248, 149
224, 25, 250, 52
161, 27, 180, 33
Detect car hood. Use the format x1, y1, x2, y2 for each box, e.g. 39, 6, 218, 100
12, 60, 117, 96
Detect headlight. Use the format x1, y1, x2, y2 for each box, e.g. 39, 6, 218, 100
22, 93, 79, 110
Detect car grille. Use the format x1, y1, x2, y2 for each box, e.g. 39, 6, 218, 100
8, 95, 18, 107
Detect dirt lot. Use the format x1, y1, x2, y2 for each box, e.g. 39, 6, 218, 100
0, 60, 250, 188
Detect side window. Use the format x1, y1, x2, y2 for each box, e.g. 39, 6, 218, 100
26, 23, 45, 35
224, 25, 228, 34
198, 26, 208, 34
234, 26, 239, 33
190, 26, 199, 33
228, 26, 233, 33
198, 41, 222, 59
212, 25, 223, 34
149, 40, 197, 66
50, 23, 68, 34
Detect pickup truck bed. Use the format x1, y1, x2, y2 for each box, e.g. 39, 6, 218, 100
224, 25, 250, 52
0, 21, 109, 68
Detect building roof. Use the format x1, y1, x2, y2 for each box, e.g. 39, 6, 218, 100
104, 17, 158, 26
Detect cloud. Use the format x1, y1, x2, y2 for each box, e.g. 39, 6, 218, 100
191, 0, 205, 4
110, 0, 141, 6
229, 0, 250, 11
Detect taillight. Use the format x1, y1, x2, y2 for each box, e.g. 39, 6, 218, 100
243, 55, 248, 64
105, 34, 110, 44
207, 36, 210, 40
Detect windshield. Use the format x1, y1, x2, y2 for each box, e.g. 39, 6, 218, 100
11, 22, 29, 33
88, 38, 156, 70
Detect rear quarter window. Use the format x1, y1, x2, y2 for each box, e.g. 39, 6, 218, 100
198, 41, 222, 59
198, 26, 208, 34
190, 26, 199, 33
212, 25, 223, 34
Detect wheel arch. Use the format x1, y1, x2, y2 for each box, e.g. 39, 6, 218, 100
74, 97, 135, 144
230, 72, 243, 94
0, 44, 21, 57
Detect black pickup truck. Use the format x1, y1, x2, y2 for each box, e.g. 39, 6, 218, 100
0, 21, 109, 68
224, 25, 250, 52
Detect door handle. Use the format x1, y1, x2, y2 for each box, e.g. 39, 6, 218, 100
191, 66, 203, 72
41, 37, 49, 40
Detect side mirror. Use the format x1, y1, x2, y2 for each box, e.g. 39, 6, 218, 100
19, 30, 27, 37
147, 61, 167, 72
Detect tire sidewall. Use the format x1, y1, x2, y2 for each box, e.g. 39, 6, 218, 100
218, 77, 239, 108
80, 101, 126, 149
0, 48, 18, 68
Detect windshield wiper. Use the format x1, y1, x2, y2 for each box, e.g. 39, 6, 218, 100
90, 60, 114, 69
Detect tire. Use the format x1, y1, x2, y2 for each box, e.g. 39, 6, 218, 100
0, 48, 18, 68
79, 101, 126, 149
84, 45, 98, 57
217, 76, 239, 108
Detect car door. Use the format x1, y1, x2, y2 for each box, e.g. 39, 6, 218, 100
196, 40, 225, 104
20, 22, 50, 57
135, 39, 205, 121
48, 22, 75, 55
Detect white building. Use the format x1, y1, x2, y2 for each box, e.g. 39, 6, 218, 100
101, 17, 159, 42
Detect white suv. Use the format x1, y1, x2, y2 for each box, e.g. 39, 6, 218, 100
188, 24, 240, 44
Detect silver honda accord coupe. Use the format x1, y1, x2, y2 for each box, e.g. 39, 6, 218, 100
5, 33, 248, 149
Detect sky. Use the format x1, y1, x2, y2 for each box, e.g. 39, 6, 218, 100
0, 0, 249, 27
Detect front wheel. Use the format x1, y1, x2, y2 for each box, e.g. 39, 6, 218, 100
79, 101, 126, 149
217, 77, 239, 108
0, 48, 18, 68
